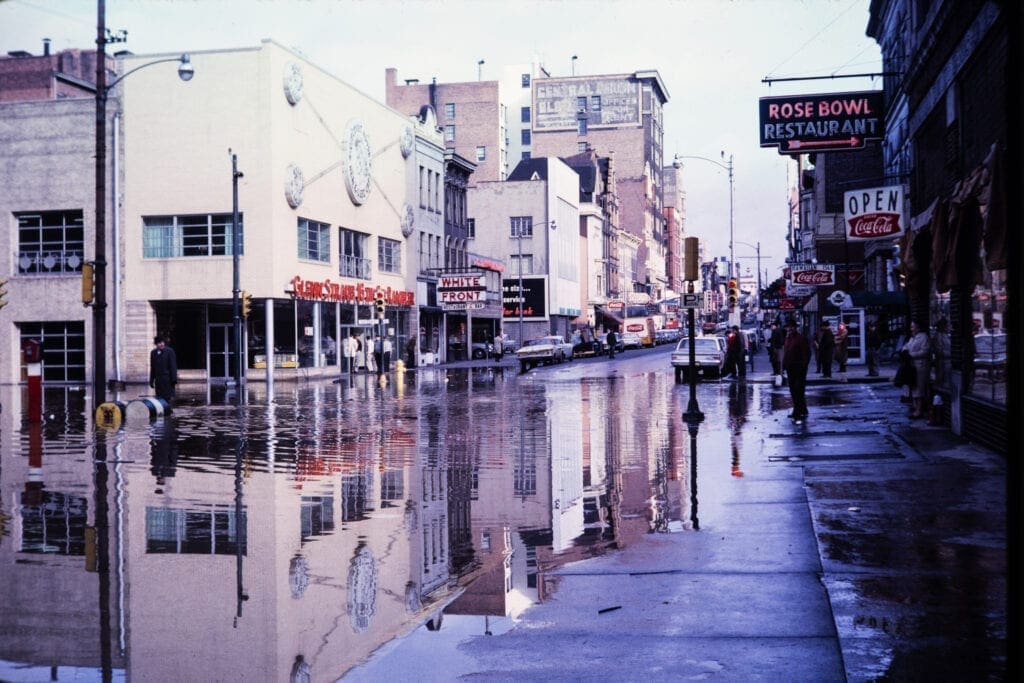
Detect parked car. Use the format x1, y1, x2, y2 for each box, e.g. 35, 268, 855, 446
620, 331, 643, 349
655, 328, 682, 345
570, 326, 605, 358
670, 336, 726, 382
515, 335, 573, 372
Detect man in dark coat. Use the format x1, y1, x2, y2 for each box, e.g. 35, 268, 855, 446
768, 321, 785, 376
782, 319, 811, 419
725, 326, 743, 379
149, 335, 178, 402
817, 320, 835, 378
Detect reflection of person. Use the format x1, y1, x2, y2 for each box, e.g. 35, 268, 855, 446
817, 321, 835, 378
150, 418, 178, 494
865, 321, 881, 376
149, 335, 178, 402
405, 336, 416, 369
904, 320, 931, 418
782, 319, 811, 420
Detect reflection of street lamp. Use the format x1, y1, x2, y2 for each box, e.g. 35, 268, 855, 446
513, 218, 556, 347
95, 4, 193, 403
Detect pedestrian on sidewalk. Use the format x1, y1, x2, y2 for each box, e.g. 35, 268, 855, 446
768, 321, 785, 377
405, 336, 416, 370
834, 322, 849, 381
606, 328, 617, 359
383, 336, 393, 372
725, 326, 743, 379
817, 320, 835, 378
373, 336, 383, 375
904, 320, 931, 418
865, 321, 881, 376
782, 319, 811, 419
494, 332, 504, 361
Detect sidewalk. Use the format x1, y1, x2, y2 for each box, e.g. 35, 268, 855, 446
449, 363, 1008, 681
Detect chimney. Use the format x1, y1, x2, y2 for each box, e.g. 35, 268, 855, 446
43, 38, 51, 56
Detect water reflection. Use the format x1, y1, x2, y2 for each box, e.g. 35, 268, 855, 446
0, 368, 710, 680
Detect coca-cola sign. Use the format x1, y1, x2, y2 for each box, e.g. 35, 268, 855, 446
843, 185, 906, 241
790, 264, 835, 286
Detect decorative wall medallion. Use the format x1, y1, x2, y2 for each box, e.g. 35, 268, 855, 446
284, 163, 305, 208
344, 119, 373, 205
399, 125, 414, 158
283, 62, 304, 105
289, 554, 310, 599
346, 545, 378, 633
400, 203, 415, 237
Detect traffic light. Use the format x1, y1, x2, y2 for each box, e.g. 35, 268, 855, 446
374, 287, 386, 318
80, 263, 94, 306
241, 290, 252, 318
0, 277, 8, 310
728, 279, 739, 308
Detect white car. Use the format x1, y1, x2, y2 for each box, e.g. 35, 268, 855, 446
670, 336, 726, 381
516, 335, 573, 372
619, 331, 643, 349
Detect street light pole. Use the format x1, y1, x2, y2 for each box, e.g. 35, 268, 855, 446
514, 217, 555, 348
94, 0, 193, 406
676, 152, 734, 316
231, 153, 244, 390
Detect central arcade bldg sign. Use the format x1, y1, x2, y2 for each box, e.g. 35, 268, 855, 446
759, 90, 885, 154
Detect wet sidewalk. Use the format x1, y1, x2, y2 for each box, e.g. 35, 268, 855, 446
439, 365, 1007, 680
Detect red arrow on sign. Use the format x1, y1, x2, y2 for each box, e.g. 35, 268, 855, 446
787, 136, 862, 150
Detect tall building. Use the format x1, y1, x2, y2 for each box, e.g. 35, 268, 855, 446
529, 71, 670, 300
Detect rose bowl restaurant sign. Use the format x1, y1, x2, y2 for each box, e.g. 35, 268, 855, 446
759, 91, 884, 155
843, 185, 906, 241
789, 264, 835, 287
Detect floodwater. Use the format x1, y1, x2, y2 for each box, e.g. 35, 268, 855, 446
0, 362, 769, 682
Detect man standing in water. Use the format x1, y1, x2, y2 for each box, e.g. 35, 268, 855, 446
149, 335, 178, 403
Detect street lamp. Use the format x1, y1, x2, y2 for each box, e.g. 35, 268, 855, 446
734, 240, 768, 311
513, 217, 555, 348
677, 151, 734, 305
95, 1, 193, 405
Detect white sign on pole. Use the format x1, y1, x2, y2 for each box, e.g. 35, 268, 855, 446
680, 293, 700, 308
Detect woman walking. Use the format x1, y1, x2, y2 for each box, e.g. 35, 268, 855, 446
903, 320, 931, 418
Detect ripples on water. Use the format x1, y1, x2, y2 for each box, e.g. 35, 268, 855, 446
0, 368, 758, 681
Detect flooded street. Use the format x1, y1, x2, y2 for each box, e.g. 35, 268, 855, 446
2, 352, 767, 681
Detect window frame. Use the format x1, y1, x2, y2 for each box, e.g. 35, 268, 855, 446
142, 213, 241, 259
15, 210, 85, 275
297, 217, 331, 263
339, 228, 371, 279
377, 236, 402, 274
444, 102, 455, 120
510, 215, 533, 238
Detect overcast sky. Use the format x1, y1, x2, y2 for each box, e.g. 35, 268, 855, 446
1, 0, 882, 285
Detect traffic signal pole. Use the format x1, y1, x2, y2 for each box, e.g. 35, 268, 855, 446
231, 153, 244, 392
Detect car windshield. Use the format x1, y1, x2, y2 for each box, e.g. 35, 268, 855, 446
525, 338, 553, 347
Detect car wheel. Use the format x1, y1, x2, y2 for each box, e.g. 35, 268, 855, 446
472, 349, 485, 359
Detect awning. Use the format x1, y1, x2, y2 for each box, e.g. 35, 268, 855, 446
850, 290, 908, 308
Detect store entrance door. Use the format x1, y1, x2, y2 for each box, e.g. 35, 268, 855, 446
207, 322, 237, 381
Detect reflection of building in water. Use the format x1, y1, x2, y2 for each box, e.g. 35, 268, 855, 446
0, 386, 127, 678
115, 391, 456, 681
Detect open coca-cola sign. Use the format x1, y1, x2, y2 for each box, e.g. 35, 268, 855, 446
843, 185, 906, 241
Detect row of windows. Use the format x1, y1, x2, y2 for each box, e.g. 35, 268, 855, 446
16, 210, 85, 275
419, 166, 442, 212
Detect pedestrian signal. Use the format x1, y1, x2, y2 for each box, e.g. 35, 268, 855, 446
728, 279, 739, 307
241, 290, 252, 318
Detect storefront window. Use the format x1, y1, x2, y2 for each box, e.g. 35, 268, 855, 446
967, 272, 1007, 404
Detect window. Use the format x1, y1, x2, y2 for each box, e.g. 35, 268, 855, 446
467, 218, 476, 239
577, 116, 588, 135
577, 96, 587, 112
475, 146, 486, 161
591, 95, 602, 111
511, 253, 533, 276
510, 215, 533, 238
143, 213, 240, 258
521, 129, 531, 145
339, 228, 370, 279
444, 102, 455, 119
521, 106, 531, 122
19, 321, 86, 382
522, 151, 532, 160
521, 73, 530, 87
419, 165, 426, 208
297, 217, 330, 262
578, 141, 588, 153
444, 125, 455, 142
16, 210, 85, 274
378, 237, 401, 273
